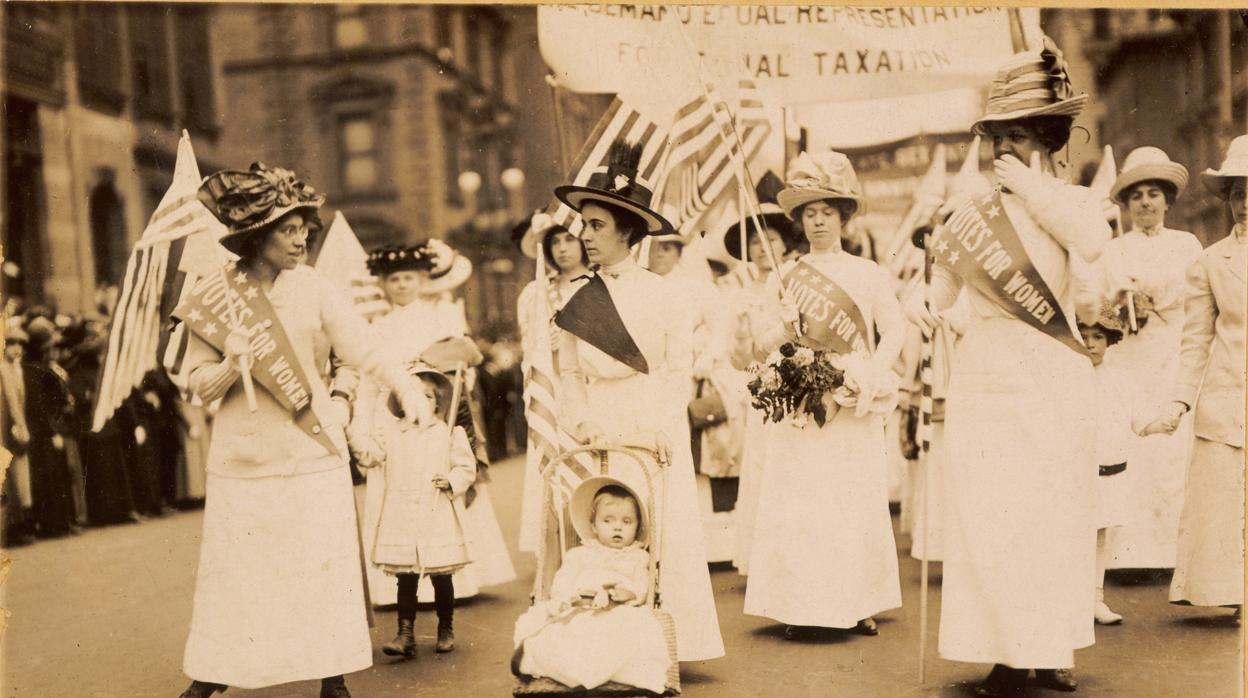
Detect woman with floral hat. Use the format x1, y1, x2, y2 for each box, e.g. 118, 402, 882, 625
1097, 146, 1203, 570
515, 212, 590, 553
741, 150, 905, 638
551, 139, 724, 661
1158, 135, 1247, 617
177, 164, 434, 698
905, 39, 1110, 695
349, 238, 516, 616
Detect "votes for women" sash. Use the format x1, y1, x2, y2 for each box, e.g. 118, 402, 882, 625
171, 265, 337, 454
782, 259, 870, 355
933, 191, 1087, 356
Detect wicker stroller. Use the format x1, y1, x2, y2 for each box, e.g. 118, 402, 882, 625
513, 443, 681, 697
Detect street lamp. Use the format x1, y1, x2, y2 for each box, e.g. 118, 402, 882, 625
500, 167, 525, 218
458, 170, 482, 216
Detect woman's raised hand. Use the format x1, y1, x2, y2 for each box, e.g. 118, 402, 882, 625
779, 296, 801, 338
575, 421, 607, 446
902, 291, 938, 338
994, 151, 1045, 198
223, 326, 255, 371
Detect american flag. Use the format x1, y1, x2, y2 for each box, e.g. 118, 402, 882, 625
523, 254, 595, 509
94, 132, 224, 431
546, 97, 671, 232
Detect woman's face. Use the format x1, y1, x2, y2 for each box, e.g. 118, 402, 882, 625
647, 241, 683, 276
258, 213, 310, 271
801, 201, 845, 253
579, 203, 632, 266
549, 231, 587, 274
382, 270, 422, 307
746, 228, 785, 271
1126, 182, 1168, 230
1228, 178, 1247, 226
987, 122, 1046, 163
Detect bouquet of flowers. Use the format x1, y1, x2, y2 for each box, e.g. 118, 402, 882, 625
746, 342, 844, 428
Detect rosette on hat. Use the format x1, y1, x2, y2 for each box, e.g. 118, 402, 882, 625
1201, 134, 1248, 199
198, 163, 326, 255
1112, 147, 1189, 204
972, 36, 1088, 135
776, 151, 863, 219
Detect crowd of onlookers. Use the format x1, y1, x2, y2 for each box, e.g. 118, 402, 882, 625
0, 302, 210, 546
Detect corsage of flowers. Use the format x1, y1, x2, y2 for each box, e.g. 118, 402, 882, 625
747, 342, 899, 428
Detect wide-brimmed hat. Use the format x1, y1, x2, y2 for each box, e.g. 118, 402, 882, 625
1112, 147, 1189, 204
777, 151, 863, 219
554, 139, 674, 239
518, 212, 564, 261
388, 362, 455, 419
972, 37, 1088, 136
367, 239, 472, 294
1201, 134, 1248, 199
198, 163, 326, 255
569, 475, 650, 547
419, 336, 484, 372
722, 203, 798, 261
1079, 301, 1127, 346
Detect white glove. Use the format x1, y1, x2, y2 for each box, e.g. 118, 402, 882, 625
994, 152, 1045, 199
223, 326, 255, 371
779, 296, 801, 338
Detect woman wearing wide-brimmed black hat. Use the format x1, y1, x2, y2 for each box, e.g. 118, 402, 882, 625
178, 163, 432, 698
551, 139, 724, 662
905, 38, 1110, 696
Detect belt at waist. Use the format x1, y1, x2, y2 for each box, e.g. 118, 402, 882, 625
1099, 462, 1127, 477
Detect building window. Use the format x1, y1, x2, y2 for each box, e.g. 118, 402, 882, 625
434, 7, 455, 51
465, 10, 482, 77
332, 5, 368, 50
338, 116, 380, 193
129, 6, 173, 121
75, 5, 125, 114
1092, 9, 1111, 41
439, 93, 464, 205
89, 173, 128, 287
491, 18, 508, 95
175, 7, 216, 134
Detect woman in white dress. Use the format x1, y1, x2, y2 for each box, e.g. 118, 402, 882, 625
1159, 136, 1247, 617
351, 241, 516, 610
724, 202, 799, 575
517, 214, 590, 553
179, 164, 433, 698
1100, 147, 1203, 569
742, 151, 904, 637
905, 42, 1110, 696
552, 139, 724, 662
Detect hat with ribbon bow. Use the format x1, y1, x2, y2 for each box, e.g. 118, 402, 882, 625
972, 36, 1088, 135
1112, 147, 1189, 204
554, 139, 675, 241
776, 150, 863, 219
198, 163, 326, 255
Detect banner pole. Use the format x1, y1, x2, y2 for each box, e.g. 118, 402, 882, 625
917, 228, 935, 684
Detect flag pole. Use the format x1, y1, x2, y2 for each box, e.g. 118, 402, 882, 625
217, 267, 259, 412
917, 227, 935, 684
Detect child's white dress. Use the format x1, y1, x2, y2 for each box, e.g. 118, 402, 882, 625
514, 541, 669, 693
1092, 361, 1140, 531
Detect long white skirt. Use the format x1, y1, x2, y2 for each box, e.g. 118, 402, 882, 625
732, 410, 767, 574
1105, 323, 1193, 568
1170, 439, 1245, 607
362, 470, 514, 605
183, 468, 372, 688
744, 411, 901, 628
938, 319, 1096, 669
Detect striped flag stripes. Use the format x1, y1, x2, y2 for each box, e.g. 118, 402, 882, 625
93, 139, 221, 431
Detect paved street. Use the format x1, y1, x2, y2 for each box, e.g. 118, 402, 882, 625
2, 456, 1241, 697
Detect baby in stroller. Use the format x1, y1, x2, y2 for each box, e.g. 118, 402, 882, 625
513, 476, 670, 693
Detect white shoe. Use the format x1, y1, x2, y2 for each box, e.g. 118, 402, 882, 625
1095, 587, 1123, 625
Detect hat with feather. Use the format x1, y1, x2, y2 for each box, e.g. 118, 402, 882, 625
554, 139, 675, 242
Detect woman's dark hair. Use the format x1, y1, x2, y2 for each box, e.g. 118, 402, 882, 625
587, 201, 649, 247
1013, 115, 1075, 152
234, 210, 322, 267
540, 225, 588, 273
1124, 179, 1178, 207
792, 199, 857, 242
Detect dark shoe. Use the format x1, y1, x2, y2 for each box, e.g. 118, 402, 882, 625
178, 680, 227, 698
382, 618, 416, 657
320, 675, 350, 698
436, 618, 455, 653
1034, 668, 1078, 692
855, 617, 879, 636
975, 664, 1026, 697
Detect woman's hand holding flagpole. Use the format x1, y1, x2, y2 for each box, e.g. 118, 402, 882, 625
217, 266, 259, 412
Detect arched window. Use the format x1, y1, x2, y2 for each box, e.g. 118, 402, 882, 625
89, 172, 128, 287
